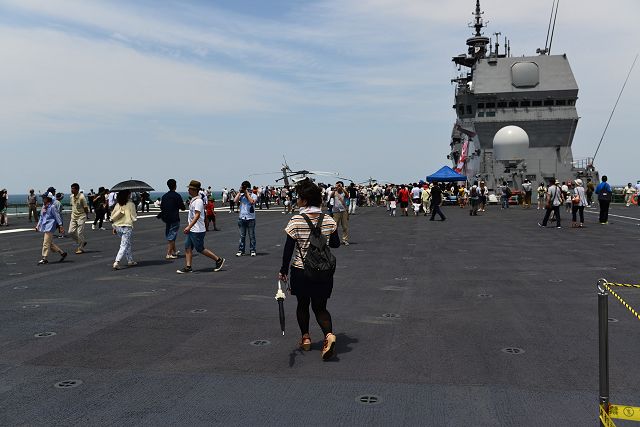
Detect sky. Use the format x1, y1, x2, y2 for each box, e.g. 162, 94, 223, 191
0, 0, 638, 193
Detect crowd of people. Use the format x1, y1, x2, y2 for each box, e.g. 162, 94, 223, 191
5, 174, 640, 359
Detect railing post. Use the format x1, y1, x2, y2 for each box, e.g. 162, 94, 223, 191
597, 278, 609, 426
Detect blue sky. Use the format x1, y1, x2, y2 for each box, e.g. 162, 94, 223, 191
0, 0, 638, 193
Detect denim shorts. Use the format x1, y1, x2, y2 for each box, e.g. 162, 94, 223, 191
185, 231, 205, 253
165, 221, 180, 241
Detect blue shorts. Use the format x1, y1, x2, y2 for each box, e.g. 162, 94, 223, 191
185, 231, 205, 253
165, 221, 180, 241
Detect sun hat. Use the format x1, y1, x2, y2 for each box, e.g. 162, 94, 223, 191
187, 180, 202, 190
574, 179, 583, 186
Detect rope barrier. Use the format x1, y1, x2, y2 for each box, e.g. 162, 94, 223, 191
605, 282, 640, 289
603, 282, 640, 322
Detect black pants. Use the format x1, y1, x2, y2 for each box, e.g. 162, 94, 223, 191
430, 204, 445, 220
599, 200, 610, 223
571, 205, 584, 223
296, 295, 332, 336
542, 206, 561, 227
93, 208, 105, 228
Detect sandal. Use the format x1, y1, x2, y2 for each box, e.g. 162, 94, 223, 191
299, 334, 311, 351
322, 333, 336, 360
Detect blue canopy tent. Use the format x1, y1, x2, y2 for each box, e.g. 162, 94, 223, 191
426, 166, 467, 183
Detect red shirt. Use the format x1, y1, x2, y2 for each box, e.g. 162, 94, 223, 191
398, 188, 409, 203
206, 201, 215, 216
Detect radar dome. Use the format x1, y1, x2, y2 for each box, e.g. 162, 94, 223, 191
493, 125, 529, 161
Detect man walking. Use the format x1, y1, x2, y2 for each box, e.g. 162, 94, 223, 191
69, 183, 89, 254
429, 184, 446, 221
27, 189, 39, 222
595, 175, 613, 224
177, 180, 225, 273
539, 179, 563, 228
234, 180, 258, 257
331, 181, 350, 245
160, 179, 186, 259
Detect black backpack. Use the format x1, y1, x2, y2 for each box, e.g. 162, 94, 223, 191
297, 214, 336, 283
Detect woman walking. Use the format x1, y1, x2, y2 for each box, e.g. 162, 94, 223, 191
35, 192, 67, 264
571, 179, 588, 228
110, 190, 137, 270
278, 179, 340, 360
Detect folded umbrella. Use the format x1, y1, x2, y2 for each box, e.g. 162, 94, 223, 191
275, 280, 286, 335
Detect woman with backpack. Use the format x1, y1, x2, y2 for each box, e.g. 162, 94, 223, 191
278, 178, 341, 360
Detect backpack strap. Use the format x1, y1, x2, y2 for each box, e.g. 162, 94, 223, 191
297, 213, 323, 262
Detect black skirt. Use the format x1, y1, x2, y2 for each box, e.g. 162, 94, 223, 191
289, 267, 333, 299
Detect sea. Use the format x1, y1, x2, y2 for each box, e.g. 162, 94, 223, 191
5, 191, 224, 214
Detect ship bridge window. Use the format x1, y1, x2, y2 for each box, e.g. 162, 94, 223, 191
555, 100, 567, 106
458, 105, 464, 115
497, 101, 507, 108
520, 101, 531, 107
544, 99, 554, 106
485, 111, 496, 117
486, 102, 495, 108
477, 103, 485, 109
532, 100, 542, 107
568, 99, 576, 106
508, 101, 518, 108
466, 105, 473, 114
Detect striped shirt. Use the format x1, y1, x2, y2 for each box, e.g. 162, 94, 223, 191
285, 214, 337, 269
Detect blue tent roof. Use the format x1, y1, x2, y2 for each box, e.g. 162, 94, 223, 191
426, 166, 467, 182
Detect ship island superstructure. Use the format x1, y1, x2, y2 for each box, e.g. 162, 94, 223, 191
449, 0, 598, 190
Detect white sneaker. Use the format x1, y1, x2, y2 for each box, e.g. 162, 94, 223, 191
92, 224, 96, 230
250, 251, 256, 257
236, 251, 243, 257
112, 262, 121, 270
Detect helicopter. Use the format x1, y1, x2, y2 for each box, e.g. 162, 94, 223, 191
250, 157, 350, 187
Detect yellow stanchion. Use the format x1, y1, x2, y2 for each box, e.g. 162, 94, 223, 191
610, 404, 640, 422
601, 404, 618, 427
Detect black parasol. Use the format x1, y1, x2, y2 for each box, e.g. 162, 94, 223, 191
110, 180, 154, 192
275, 280, 286, 335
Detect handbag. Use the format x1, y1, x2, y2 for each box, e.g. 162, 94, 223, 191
572, 194, 580, 205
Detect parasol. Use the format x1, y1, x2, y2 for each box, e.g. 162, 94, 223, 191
110, 180, 154, 192
275, 280, 286, 335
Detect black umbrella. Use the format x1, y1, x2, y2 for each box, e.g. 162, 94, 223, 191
111, 180, 154, 192
275, 280, 286, 335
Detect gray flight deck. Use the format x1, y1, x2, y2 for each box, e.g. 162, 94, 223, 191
1, 204, 639, 426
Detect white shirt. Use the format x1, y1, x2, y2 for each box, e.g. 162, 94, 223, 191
411, 187, 421, 199
188, 198, 206, 233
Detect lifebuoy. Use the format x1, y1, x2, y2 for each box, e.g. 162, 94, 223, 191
632, 193, 638, 205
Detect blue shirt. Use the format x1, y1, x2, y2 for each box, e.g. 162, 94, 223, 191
37, 203, 63, 233
595, 182, 612, 194
238, 193, 258, 220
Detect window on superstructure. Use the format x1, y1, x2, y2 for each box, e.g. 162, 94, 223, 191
458, 106, 464, 115
532, 100, 542, 107
485, 102, 495, 108
520, 101, 531, 107
568, 99, 576, 106
555, 100, 566, 106
477, 103, 485, 109
485, 111, 496, 117
544, 100, 554, 106
466, 105, 472, 115
508, 101, 518, 108
497, 101, 507, 108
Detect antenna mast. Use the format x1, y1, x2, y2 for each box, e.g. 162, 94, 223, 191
547, 0, 559, 54
592, 54, 639, 162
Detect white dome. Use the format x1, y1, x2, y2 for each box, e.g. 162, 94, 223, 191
493, 125, 529, 161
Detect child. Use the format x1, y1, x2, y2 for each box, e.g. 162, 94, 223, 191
388, 192, 397, 217
205, 197, 220, 231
